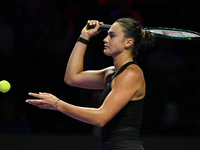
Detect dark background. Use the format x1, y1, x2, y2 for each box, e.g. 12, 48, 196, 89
0, 0, 200, 149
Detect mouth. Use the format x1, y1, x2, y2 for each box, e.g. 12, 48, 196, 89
104, 45, 109, 49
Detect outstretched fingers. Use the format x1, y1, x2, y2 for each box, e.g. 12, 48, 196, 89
28, 92, 43, 98
26, 92, 45, 105
26, 99, 50, 109
26, 99, 44, 105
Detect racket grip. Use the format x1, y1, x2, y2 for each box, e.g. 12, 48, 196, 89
88, 24, 111, 31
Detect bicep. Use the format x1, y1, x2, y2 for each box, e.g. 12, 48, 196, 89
65, 66, 115, 89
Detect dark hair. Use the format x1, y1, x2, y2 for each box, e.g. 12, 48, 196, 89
115, 18, 156, 62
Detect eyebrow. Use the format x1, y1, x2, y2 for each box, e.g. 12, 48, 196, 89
108, 31, 116, 34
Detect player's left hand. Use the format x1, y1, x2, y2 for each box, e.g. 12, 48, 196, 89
26, 92, 58, 110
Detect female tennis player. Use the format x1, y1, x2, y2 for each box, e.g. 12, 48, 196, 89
26, 18, 155, 150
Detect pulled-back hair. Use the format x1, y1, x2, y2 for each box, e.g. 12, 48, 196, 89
115, 18, 156, 62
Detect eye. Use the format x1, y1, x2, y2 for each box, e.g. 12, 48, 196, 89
108, 31, 115, 38
109, 34, 114, 38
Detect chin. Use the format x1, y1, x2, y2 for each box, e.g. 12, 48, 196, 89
103, 50, 112, 57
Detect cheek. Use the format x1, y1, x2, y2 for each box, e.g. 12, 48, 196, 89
110, 39, 124, 51
105, 43, 123, 56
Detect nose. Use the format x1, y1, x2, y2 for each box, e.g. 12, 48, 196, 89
103, 35, 108, 43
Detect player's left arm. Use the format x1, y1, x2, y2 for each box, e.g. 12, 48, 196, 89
26, 67, 145, 127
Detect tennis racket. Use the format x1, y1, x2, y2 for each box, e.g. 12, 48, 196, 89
88, 24, 200, 40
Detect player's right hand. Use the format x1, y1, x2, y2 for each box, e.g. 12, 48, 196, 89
80, 20, 104, 40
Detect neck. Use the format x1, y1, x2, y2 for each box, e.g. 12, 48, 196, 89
113, 55, 134, 73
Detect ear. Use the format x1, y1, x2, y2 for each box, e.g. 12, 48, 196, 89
124, 38, 134, 49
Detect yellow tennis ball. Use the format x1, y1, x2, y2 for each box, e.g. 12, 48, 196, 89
0, 80, 11, 93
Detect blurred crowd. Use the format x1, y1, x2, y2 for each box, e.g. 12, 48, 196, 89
0, 0, 200, 136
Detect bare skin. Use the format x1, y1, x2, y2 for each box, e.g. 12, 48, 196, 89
26, 20, 146, 127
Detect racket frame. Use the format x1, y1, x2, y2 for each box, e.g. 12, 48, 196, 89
144, 27, 200, 40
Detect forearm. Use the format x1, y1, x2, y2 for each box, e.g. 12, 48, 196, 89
26, 92, 105, 126
64, 40, 87, 84
56, 100, 104, 127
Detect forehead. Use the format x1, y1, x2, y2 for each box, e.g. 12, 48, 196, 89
108, 22, 124, 35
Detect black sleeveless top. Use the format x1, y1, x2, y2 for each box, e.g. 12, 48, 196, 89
98, 62, 144, 142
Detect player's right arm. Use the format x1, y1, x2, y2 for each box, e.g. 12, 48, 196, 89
64, 20, 114, 89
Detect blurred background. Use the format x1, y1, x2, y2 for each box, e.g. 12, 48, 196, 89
0, 0, 200, 149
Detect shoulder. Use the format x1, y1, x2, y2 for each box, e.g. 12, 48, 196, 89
115, 64, 144, 84
123, 64, 144, 78
111, 64, 145, 99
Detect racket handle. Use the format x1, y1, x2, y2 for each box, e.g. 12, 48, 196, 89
88, 24, 111, 31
